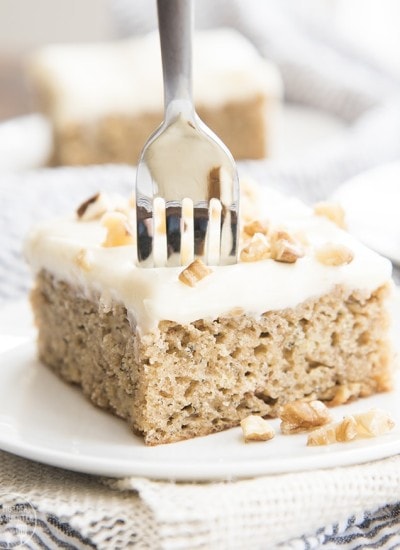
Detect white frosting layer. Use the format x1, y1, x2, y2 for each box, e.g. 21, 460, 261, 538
24, 186, 392, 334
30, 29, 282, 123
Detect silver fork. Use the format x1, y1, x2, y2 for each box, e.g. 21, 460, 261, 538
135, 0, 239, 267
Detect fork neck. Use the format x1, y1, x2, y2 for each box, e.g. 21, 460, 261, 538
157, 0, 195, 120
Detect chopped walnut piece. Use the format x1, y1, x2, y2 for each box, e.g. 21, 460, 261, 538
280, 400, 332, 434
179, 259, 212, 287
314, 201, 347, 229
240, 233, 271, 262
272, 240, 304, 263
77, 193, 99, 217
315, 243, 354, 266
241, 415, 275, 442
74, 248, 94, 271
352, 408, 396, 437
77, 192, 130, 221
77, 193, 107, 220
326, 383, 361, 407
308, 416, 356, 445
243, 220, 269, 238
102, 212, 134, 247
307, 409, 395, 446
269, 230, 305, 264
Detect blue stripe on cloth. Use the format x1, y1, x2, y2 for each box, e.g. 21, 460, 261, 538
281, 503, 400, 549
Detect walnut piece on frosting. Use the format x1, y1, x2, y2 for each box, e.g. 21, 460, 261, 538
179, 259, 212, 287
101, 212, 134, 247
241, 415, 275, 442
314, 201, 347, 229
307, 408, 395, 446
240, 226, 306, 264
315, 243, 354, 266
280, 400, 332, 434
77, 193, 108, 220
269, 230, 305, 264
240, 233, 271, 262
243, 219, 269, 238
77, 192, 130, 221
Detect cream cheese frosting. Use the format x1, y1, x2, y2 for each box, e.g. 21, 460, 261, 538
24, 185, 392, 334
29, 29, 282, 124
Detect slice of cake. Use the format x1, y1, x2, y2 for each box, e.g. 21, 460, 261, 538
25, 181, 394, 445
29, 29, 282, 166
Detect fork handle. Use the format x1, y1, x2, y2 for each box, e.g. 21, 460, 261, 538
157, 0, 194, 118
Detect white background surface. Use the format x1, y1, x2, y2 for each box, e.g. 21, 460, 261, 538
0, 0, 113, 50
1, 0, 399, 75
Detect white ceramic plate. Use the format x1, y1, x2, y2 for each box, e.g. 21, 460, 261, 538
332, 162, 400, 264
0, 300, 399, 481
0, 114, 52, 171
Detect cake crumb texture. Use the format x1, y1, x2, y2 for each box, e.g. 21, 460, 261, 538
31, 270, 393, 445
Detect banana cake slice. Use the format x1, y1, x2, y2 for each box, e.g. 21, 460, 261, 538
25, 181, 394, 445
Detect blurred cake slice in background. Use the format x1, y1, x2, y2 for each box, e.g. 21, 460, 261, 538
28, 28, 282, 166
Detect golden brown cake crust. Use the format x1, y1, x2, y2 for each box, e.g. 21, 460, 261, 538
31, 270, 393, 445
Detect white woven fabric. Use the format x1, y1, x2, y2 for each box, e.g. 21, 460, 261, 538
0, 451, 156, 549
1, 449, 400, 549
111, 458, 400, 549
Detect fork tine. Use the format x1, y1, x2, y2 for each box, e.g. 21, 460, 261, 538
181, 198, 194, 265
136, 206, 153, 264
153, 197, 167, 267
220, 209, 232, 262
206, 198, 222, 265
130, 191, 139, 265
220, 204, 239, 265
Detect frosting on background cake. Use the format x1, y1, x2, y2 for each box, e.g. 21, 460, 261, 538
29, 29, 282, 164
31, 29, 281, 122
